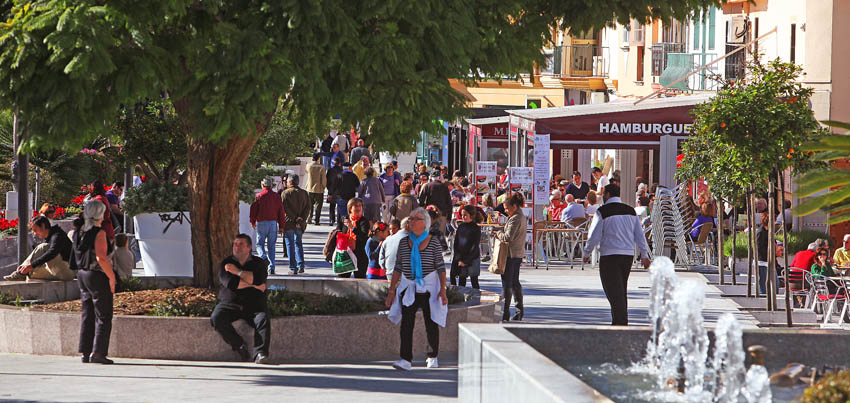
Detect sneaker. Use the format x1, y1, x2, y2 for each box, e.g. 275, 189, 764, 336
268, 269, 276, 275
298, 267, 305, 274
392, 359, 412, 371
255, 353, 270, 365
289, 270, 298, 276
235, 345, 251, 362
3, 271, 25, 281
89, 353, 113, 365
426, 357, 439, 368
81, 354, 90, 363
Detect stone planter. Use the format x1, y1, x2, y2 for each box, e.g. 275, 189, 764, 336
134, 212, 193, 277
238, 201, 256, 242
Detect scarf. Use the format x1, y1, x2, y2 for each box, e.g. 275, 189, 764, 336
409, 230, 430, 288
348, 214, 362, 243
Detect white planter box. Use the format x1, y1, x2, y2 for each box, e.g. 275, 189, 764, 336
134, 212, 193, 277
238, 201, 257, 242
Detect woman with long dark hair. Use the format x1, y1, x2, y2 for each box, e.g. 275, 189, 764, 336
496, 192, 526, 321
451, 205, 482, 289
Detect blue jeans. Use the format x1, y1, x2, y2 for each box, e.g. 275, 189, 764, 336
337, 199, 349, 222
322, 155, 331, 170
283, 229, 305, 270
256, 221, 278, 272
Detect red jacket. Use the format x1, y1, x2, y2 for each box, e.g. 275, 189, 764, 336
93, 194, 115, 239
789, 249, 816, 271
249, 189, 286, 227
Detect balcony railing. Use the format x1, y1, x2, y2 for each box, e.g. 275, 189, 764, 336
659, 52, 721, 92
548, 45, 609, 77
725, 44, 746, 81
651, 42, 687, 77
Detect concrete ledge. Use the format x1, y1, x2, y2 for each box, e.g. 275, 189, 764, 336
0, 278, 500, 363
459, 324, 850, 401
0, 276, 194, 304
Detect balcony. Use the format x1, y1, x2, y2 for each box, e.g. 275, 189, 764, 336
651, 42, 686, 77
549, 44, 609, 78
659, 52, 721, 92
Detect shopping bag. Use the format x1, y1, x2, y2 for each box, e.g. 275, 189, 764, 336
488, 239, 508, 275
333, 249, 357, 274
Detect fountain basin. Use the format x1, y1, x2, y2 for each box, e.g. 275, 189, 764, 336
459, 323, 850, 402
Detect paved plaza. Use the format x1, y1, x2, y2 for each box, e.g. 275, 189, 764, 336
0, 218, 750, 402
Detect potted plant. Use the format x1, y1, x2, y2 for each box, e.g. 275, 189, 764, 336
123, 181, 192, 277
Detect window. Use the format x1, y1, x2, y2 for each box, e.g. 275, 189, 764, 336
790, 23, 796, 63
622, 24, 631, 47
694, 12, 702, 48
636, 46, 645, 82
663, 18, 687, 44
540, 50, 555, 75
631, 20, 645, 44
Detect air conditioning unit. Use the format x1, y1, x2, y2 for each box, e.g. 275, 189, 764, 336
727, 16, 747, 44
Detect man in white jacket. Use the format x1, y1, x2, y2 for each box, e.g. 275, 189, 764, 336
583, 184, 651, 326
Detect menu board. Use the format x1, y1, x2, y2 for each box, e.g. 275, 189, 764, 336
509, 167, 533, 185
477, 161, 497, 178
533, 134, 550, 205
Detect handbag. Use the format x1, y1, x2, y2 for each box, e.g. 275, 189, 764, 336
333, 249, 357, 274
488, 239, 508, 275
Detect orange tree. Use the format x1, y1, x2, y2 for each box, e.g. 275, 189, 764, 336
1, 0, 721, 287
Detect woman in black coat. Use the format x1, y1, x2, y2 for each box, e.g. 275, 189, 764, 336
450, 205, 482, 289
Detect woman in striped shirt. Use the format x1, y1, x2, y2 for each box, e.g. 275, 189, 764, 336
385, 207, 448, 371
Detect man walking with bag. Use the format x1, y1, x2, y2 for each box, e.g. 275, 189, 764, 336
305, 153, 327, 226
583, 184, 650, 326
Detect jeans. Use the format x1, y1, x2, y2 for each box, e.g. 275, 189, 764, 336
337, 199, 349, 222
322, 155, 331, 170
283, 228, 305, 270
501, 257, 523, 320
256, 221, 278, 272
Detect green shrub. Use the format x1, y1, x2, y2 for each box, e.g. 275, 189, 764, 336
266, 289, 386, 317
150, 294, 215, 317
122, 181, 189, 217
723, 229, 830, 259
117, 277, 154, 293
801, 370, 850, 403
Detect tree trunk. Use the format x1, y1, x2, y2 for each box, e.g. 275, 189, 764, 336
717, 195, 725, 285
778, 169, 792, 326
767, 179, 776, 311
731, 205, 737, 285
185, 135, 259, 288
748, 189, 757, 298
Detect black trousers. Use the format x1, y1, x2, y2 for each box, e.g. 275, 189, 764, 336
501, 257, 523, 317
450, 265, 479, 289
399, 291, 439, 362
309, 192, 323, 225
328, 195, 338, 225
210, 303, 271, 358
599, 255, 633, 326
78, 270, 113, 356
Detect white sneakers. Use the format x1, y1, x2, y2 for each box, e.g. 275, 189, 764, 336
391, 358, 439, 370
392, 359, 412, 371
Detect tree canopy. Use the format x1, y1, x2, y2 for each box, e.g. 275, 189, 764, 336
676, 59, 826, 200
1, 0, 720, 154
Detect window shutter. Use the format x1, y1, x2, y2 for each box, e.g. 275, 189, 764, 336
694, 11, 702, 48
708, 7, 716, 50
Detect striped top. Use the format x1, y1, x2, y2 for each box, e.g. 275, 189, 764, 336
395, 235, 446, 281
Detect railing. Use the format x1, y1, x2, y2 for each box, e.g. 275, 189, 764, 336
549, 45, 609, 77
725, 44, 746, 81
657, 52, 721, 93
651, 42, 687, 76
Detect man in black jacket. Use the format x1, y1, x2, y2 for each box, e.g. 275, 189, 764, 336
419, 171, 453, 240
336, 162, 361, 223
326, 157, 343, 225
210, 234, 271, 364
4, 215, 74, 281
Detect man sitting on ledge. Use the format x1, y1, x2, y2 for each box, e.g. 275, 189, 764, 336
4, 215, 74, 282
210, 234, 271, 364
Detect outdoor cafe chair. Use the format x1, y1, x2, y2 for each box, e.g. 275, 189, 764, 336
809, 274, 847, 324
836, 274, 850, 325
688, 221, 715, 266
787, 268, 813, 309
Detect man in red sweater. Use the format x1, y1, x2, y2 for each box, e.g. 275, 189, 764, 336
249, 178, 286, 275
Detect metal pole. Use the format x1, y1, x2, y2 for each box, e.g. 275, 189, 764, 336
13, 109, 29, 265
34, 167, 40, 214
748, 189, 757, 298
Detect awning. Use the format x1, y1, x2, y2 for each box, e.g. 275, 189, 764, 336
465, 116, 509, 138
506, 94, 713, 143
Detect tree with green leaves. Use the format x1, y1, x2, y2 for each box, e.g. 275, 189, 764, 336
678, 58, 826, 319
794, 120, 850, 223
0, 0, 720, 287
